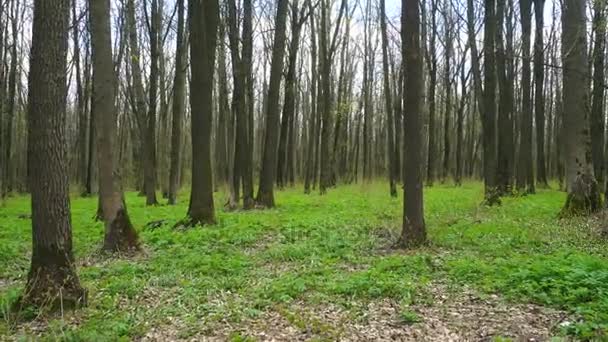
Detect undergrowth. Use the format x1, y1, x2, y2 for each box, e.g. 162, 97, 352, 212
0, 182, 606, 340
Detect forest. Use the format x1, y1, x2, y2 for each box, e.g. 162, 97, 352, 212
0, 0, 608, 340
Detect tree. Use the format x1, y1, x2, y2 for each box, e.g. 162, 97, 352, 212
517, 0, 535, 194
380, 0, 397, 197
319, 0, 347, 193
182, 0, 219, 226
256, 0, 289, 207
126, 0, 157, 205
277, 0, 307, 189
482, 0, 500, 204
534, 0, 548, 188
560, 0, 602, 215
590, 0, 606, 190
227, 0, 254, 209
442, 0, 454, 182
145, 0, 161, 204
496, 0, 514, 194
400, 0, 427, 248
168, 0, 187, 205
21, 0, 86, 308
426, 0, 438, 186
90, 0, 140, 252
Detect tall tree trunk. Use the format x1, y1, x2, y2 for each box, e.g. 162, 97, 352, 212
126, 0, 156, 205
183, 0, 219, 226
277, 0, 303, 189
90, 0, 139, 252
400, 0, 426, 248
256, 0, 289, 207
496, 0, 514, 194
380, 0, 396, 197
590, 0, 606, 190
561, 0, 602, 215
534, 0, 548, 188
22, 0, 86, 308
168, 0, 186, 205
304, 7, 317, 193
2, 0, 19, 196
455, 59, 468, 186
442, 1, 452, 182
482, 0, 500, 204
227, 0, 254, 209
426, 0, 437, 186
144, 0, 160, 205
517, 0, 535, 194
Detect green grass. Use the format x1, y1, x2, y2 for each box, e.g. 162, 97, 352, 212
0, 182, 607, 340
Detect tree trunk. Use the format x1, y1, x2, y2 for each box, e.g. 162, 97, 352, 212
442, 2, 452, 182
380, 0, 396, 197
534, 0, 548, 188
517, 0, 535, 194
227, 0, 254, 209
144, 0, 160, 205
590, 0, 606, 190
182, 0, 219, 226
560, 0, 602, 216
2, 0, 19, 196
426, 0, 438, 186
256, 0, 289, 207
90, 0, 139, 252
277, 0, 302, 189
168, 0, 186, 205
22, 0, 86, 309
399, 0, 426, 248
482, 0, 500, 204
496, 0, 514, 195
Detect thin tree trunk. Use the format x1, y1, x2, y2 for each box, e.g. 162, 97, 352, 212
256, 0, 289, 207
591, 0, 606, 190
534, 0, 548, 188
168, 0, 186, 205
380, 0, 396, 196
517, 0, 535, 194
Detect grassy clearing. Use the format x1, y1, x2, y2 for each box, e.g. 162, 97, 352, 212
0, 182, 607, 340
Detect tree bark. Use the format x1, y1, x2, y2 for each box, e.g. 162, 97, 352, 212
534, 0, 548, 188
496, 0, 515, 194
590, 0, 606, 190
22, 0, 86, 309
182, 0, 219, 226
517, 0, 535, 194
168, 0, 186, 205
380, 0, 397, 197
482, 0, 500, 204
256, 0, 289, 207
561, 0, 602, 216
90, 0, 139, 252
399, 0, 427, 248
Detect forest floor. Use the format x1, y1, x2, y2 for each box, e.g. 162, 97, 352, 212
1, 182, 608, 341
